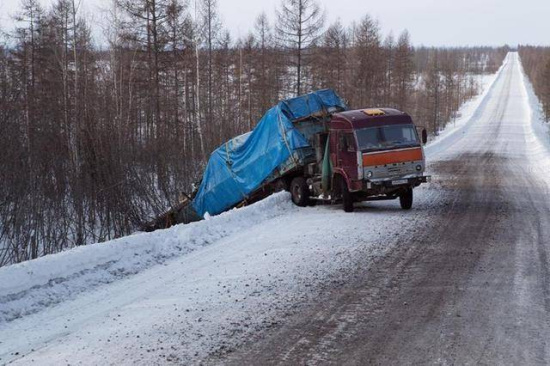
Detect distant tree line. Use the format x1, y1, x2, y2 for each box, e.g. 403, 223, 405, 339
0, 0, 507, 266
519, 46, 550, 121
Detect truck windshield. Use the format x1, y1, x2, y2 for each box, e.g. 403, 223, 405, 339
356, 124, 420, 152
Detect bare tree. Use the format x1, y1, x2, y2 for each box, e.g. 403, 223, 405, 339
276, 0, 324, 96
199, 0, 221, 144
520, 46, 550, 121
424, 49, 442, 134
353, 14, 383, 107
393, 30, 414, 110
543, 60, 550, 121
315, 19, 349, 95
382, 32, 395, 106
254, 12, 277, 113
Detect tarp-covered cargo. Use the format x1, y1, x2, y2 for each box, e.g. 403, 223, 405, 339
190, 89, 348, 218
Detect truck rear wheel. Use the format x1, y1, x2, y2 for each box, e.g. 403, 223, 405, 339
399, 188, 413, 210
290, 177, 309, 207
340, 177, 354, 213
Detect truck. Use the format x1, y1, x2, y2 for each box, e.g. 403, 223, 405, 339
143, 90, 429, 231
286, 107, 430, 212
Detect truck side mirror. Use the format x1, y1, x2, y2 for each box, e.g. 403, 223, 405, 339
421, 129, 428, 145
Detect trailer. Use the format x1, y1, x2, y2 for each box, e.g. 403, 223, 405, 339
142, 89, 347, 231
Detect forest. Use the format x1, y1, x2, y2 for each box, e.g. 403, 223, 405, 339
519, 45, 550, 121
0, 0, 509, 265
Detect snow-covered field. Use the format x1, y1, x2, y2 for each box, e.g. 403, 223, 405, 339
1, 52, 549, 365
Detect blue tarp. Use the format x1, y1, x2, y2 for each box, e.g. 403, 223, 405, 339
191, 89, 347, 218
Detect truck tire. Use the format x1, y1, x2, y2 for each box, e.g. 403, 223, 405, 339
290, 177, 309, 207
340, 176, 354, 213
399, 188, 413, 210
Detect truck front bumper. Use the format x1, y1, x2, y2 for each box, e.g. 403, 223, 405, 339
361, 175, 431, 192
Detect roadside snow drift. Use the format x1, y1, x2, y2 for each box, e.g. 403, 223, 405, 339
0, 193, 296, 324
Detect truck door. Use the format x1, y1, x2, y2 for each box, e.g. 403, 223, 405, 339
336, 131, 358, 181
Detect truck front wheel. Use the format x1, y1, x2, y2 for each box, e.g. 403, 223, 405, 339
399, 188, 413, 210
290, 177, 310, 207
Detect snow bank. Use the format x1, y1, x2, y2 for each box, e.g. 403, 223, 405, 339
0, 193, 296, 323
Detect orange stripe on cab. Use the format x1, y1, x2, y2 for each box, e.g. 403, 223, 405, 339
363, 148, 423, 166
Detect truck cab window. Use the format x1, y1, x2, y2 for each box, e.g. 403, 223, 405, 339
356, 124, 419, 152
384, 125, 415, 142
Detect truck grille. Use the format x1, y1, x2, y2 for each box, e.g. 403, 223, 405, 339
387, 165, 405, 175
364, 160, 423, 180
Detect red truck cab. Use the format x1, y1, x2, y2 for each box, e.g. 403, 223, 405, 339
329, 108, 429, 211
288, 108, 429, 212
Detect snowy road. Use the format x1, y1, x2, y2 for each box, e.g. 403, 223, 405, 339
1, 52, 550, 365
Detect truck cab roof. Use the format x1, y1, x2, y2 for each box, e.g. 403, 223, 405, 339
331, 108, 414, 130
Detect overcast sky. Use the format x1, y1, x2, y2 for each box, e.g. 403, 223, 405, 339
1, 0, 549, 47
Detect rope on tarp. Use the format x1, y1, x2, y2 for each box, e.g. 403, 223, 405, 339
224, 141, 232, 166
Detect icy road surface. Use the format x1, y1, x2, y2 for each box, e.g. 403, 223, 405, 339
1, 52, 550, 365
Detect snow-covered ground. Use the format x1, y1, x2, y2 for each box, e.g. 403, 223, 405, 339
0, 190, 443, 365
1, 52, 549, 365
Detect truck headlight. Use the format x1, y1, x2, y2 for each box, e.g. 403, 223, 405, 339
416, 165, 422, 171
367, 171, 373, 178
